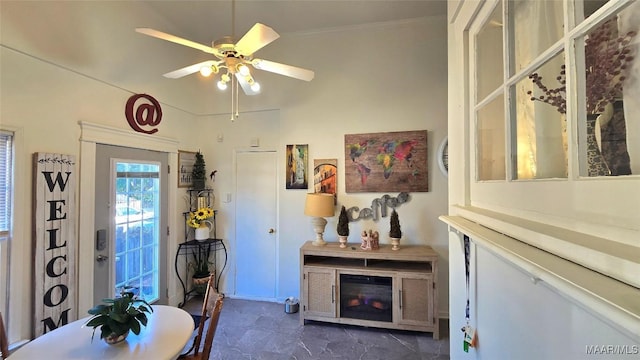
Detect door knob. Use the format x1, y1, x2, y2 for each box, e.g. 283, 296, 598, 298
268, 228, 275, 234
96, 254, 109, 263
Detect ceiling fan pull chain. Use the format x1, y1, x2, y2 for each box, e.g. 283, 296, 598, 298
230, 77, 236, 122
235, 77, 240, 119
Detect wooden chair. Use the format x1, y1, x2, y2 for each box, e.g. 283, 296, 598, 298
180, 274, 224, 360
0, 312, 9, 360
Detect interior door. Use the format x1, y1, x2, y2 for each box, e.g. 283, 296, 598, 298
235, 151, 277, 300
94, 144, 168, 305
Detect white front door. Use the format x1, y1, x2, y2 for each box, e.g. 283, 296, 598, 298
94, 144, 168, 305
235, 151, 278, 300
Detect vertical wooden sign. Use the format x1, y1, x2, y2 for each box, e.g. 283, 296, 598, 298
33, 153, 77, 336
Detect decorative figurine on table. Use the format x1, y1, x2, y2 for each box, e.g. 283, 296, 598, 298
360, 229, 379, 251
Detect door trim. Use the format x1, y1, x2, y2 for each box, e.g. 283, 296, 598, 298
79, 121, 178, 315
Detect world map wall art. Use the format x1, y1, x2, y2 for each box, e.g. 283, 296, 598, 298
344, 130, 428, 193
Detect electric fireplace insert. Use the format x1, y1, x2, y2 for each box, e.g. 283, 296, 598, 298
340, 274, 392, 322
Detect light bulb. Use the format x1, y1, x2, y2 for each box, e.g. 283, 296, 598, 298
200, 66, 213, 77
217, 80, 228, 90
250, 82, 261, 92
237, 64, 250, 76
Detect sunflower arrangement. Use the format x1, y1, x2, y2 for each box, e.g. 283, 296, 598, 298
186, 206, 214, 228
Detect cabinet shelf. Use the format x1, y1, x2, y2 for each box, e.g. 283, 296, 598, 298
303, 256, 432, 272
300, 241, 439, 339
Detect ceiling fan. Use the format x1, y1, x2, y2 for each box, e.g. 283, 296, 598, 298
135, 23, 315, 96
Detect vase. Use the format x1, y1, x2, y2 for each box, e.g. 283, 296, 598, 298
194, 221, 212, 241
104, 330, 129, 345
338, 235, 348, 248
390, 237, 400, 251
586, 114, 611, 176
192, 274, 211, 295
192, 178, 206, 191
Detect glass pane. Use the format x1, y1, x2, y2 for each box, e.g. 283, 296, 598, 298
477, 94, 506, 180
477, 1, 504, 101
581, 0, 610, 21
516, 51, 568, 179
578, 3, 639, 176
126, 250, 140, 281
510, 0, 563, 75
115, 254, 124, 284
114, 161, 160, 302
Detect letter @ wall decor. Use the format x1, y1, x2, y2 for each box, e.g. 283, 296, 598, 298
125, 93, 162, 134
33, 153, 77, 336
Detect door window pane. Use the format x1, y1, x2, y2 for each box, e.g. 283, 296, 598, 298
477, 1, 504, 101
577, 4, 639, 176
477, 94, 506, 180
114, 162, 160, 302
515, 51, 568, 179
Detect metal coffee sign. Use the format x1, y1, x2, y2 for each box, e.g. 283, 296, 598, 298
33, 153, 77, 336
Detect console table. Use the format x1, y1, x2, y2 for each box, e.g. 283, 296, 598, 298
175, 188, 228, 307
300, 241, 439, 339
174, 239, 227, 307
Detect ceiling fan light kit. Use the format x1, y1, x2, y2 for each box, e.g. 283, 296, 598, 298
135, 18, 314, 121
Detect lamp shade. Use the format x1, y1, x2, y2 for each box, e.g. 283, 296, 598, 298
304, 193, 335, 217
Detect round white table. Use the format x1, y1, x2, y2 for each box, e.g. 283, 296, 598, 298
10, 305, 194, 360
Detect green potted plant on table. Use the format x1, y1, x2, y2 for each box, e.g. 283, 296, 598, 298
189, 246, 213, 295
389, 209, 402, 251
86, 288, 153, 345
337, 205, 350, 248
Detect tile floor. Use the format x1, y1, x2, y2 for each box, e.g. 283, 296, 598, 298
181, 297, 450, 360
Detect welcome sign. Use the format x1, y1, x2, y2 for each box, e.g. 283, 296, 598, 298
33, 153, 77, 336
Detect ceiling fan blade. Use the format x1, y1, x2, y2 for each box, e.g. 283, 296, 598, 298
163, 60, 219, 79
234, 23, 280, 56
235, 73, 260, 96
136, 28, 216, 55
251, 59, 315, 81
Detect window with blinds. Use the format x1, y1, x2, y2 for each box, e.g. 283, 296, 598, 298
0, 130, 13, 337
0, 131, 12, 239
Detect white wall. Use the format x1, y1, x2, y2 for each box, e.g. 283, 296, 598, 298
449, 231, 639, 360
1, 7, 449, 342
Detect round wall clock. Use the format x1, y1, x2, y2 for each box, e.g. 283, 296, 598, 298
437, 136, 448, 177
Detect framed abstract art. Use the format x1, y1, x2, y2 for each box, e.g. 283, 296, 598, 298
345, 130, 428, 192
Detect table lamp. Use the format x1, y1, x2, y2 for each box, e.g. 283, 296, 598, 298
304, 193, 335, 246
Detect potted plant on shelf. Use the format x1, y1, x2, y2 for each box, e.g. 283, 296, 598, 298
86, 288, 153, 345
192, 151, 207, 191
389, 209, 402, 251
337, 205, 350, 248
189, 246, 213, 295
